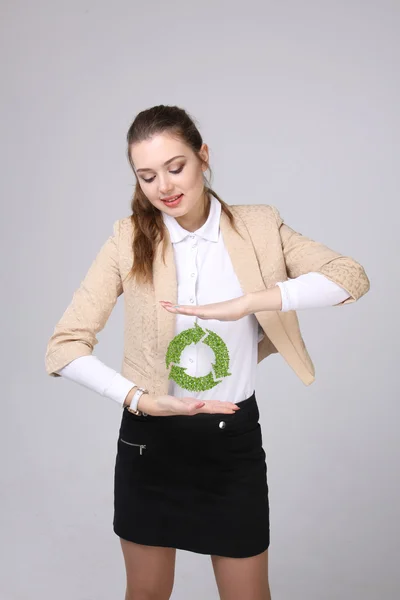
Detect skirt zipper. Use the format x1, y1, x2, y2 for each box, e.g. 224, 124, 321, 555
120, 439, 147, 455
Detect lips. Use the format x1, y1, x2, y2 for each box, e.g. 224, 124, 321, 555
160, 193, 184, 207
161, 194, 182, 202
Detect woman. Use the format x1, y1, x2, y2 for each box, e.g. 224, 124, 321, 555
45, 105, 370, 600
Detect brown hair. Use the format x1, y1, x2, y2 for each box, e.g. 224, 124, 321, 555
126, 105, 239, 284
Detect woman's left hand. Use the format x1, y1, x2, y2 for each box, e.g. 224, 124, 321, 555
159, 295, 250, 322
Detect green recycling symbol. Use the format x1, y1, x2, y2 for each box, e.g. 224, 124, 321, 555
166, 322, 231, 392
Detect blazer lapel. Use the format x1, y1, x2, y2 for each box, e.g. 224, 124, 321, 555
219, 210, 285, 346
153, 231, 178, 363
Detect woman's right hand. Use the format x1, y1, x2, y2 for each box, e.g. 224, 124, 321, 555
137, 393, 240, 417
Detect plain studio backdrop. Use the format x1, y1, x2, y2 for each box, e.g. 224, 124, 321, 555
1, 1, 398, 599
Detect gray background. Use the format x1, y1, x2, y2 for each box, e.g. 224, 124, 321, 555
1, 1, 398, 598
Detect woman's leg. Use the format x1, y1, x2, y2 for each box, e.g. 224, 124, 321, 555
119, 538, 176, 600
211, 549, 271, 600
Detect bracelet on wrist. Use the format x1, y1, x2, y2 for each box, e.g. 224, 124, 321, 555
127, 387, 149, 416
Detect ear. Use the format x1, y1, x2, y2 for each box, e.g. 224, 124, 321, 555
199, 143, 209, 171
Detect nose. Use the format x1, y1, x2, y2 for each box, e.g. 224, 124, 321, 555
158, 174, 174, 196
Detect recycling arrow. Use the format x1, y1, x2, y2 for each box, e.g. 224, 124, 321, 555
165, 323, 232, 392
203, 329, 231, 379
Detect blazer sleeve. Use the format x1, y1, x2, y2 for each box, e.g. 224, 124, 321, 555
45, 220, 123, 377
271, 206, 370, 304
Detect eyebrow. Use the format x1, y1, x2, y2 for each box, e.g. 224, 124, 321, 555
136, 155, 186, 173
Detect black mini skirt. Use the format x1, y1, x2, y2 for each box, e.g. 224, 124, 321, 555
113, 391, 269, 558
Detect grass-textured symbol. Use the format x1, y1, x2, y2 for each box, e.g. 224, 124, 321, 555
166, 322, 231, 391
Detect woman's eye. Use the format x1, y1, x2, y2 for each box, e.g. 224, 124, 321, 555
170, 165, 184, 174
141, 164, 184, 183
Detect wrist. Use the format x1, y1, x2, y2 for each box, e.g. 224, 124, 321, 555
125, 387, 152, 415
137, 392, 154, 413
123, 385, 138, 409
242, 293, 254, 316
247, 287, 283, 313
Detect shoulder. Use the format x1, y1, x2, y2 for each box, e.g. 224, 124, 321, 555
112, 215, 134, 238
229, 203, 283, 227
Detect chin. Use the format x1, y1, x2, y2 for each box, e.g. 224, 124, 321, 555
166, 206, 189, 216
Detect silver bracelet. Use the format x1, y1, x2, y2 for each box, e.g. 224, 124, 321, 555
127, 387, 148, 416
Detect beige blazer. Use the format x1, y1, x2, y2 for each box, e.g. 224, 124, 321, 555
45, 204, 370, 395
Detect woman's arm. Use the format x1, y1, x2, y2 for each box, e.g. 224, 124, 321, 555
277, 272, 350, 311
45, 220, 123, 377
271, 206, 370, 304
57, 355, 138, 409
160, 272, 351, 319
249, 271, 351, 313
57, 355, 240, 416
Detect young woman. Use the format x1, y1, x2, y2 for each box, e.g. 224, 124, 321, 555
45, 105, 370, 600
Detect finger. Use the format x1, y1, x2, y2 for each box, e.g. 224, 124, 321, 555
182, 400, 206, 415
159, 301, 206, 318
181, 399, 231, 416
184, 399, 238, 411
193, 401, 205, 410
196, 404, 239, 415
223, 402, 240, 410
184, 402, 206, 416
209, 401, 240, 411
178, 398, 240, 416
160, 302, 193, 315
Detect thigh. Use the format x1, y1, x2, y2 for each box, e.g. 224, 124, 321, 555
120, 538, 176, 600
211, 549, 271, 600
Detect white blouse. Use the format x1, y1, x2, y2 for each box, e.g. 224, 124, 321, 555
57, 197, 349, 410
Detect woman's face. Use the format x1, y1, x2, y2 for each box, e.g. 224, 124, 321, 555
130, 132, 209, 218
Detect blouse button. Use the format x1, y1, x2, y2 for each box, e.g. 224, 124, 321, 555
219, 421, 226, 429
